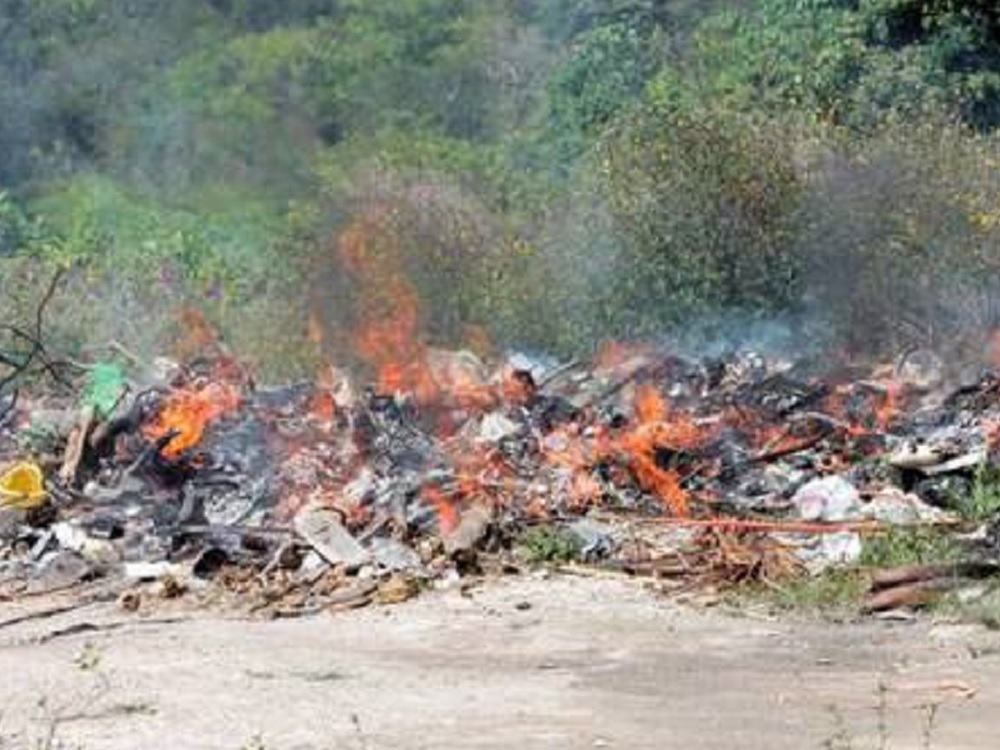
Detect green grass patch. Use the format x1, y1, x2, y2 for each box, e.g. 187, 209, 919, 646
966, 464, 1000, 522
742, 569, 868, 619
734, 527, 965, 619
516, 525, 582, 565
860, 526, 961, 569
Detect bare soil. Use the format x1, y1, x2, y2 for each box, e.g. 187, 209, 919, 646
0, 575, 996, 750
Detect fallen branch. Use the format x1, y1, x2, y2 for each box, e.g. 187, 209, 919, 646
870, 561, 1000, 590
863, 579, 958, 613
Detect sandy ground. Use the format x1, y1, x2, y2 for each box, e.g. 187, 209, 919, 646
0, 574, 996, 750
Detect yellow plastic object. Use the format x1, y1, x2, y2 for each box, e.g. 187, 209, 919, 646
0, 462, 47, 509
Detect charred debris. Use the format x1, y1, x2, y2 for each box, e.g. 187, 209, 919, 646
1, 301, 1000, 618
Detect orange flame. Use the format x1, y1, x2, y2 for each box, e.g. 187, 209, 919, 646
823, 380, 900, 437
616, 385, 711, 516
873, 380, 899, 432
338, 213, 439, 401
422, 485, 460, 535
334, 213, 500, 417
144, 382, 242, 459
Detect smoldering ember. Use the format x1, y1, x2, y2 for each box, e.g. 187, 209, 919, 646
1, 276, 999, 620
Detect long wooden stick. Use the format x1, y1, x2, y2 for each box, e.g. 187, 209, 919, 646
643, 516, 882, 535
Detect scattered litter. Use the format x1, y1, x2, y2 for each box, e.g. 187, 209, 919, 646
0, 332, 995, 617
791, 531, 863, 574
791, 477, 862, 522
863, 488, 955, 525
0, 462, 46, 509
295, 504, 371, 570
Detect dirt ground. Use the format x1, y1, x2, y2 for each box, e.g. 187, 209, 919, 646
0, 574, 996, 750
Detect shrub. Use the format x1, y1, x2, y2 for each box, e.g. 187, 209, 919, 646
596, 104, 804, 337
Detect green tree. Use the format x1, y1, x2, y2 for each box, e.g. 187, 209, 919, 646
683, 0, 1000, 130
599, 105, 804, 334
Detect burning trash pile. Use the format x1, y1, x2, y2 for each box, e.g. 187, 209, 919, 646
2, 316, 1000, 617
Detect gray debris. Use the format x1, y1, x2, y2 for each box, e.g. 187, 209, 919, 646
27, 551, 95, 594
863, 487, 955, 525
921, 450, 986, 477
294, 504, 371, 570
369, 536, 424, 572
566, 518, 616, 561
443, 505, 492, 556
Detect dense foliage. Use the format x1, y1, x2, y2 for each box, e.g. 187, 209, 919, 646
3, 0, 1000, 375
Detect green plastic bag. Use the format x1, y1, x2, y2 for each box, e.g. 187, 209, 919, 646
82, 362, 126, 418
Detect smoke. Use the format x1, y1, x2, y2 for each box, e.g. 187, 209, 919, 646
3, 2, 999, 381
793, 123, 1000, 361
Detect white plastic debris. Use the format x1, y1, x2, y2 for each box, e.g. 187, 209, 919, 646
426, 348, 489, 392
52, 522, 89, 553
789, 531, 864, 574
124, 561, 182, 581
476, 412, 521, 444
888, 443, 944, 470
504, 351, 562, 382
895, 349, 944, 391
791, 476, 862, 522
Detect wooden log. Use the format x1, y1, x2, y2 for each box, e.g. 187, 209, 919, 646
870, 561, 1000, 590
870, 564, 950, 590
862, 579, 957, 613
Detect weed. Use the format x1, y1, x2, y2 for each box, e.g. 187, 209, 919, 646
737, 527, 964, 619
295, 669, 347, 684
820, 682, 945, 750
875, 681, 889, 750
516, 526, 582, 565
752, 568, 868, 618
351, 714, 371, 750
860, 527, 960, 569
921, 702, 941, 750
966, 464, 1000, 521
20, 642, 159, 749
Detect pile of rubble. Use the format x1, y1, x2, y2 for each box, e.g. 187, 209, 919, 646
1, 334, 999, 618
